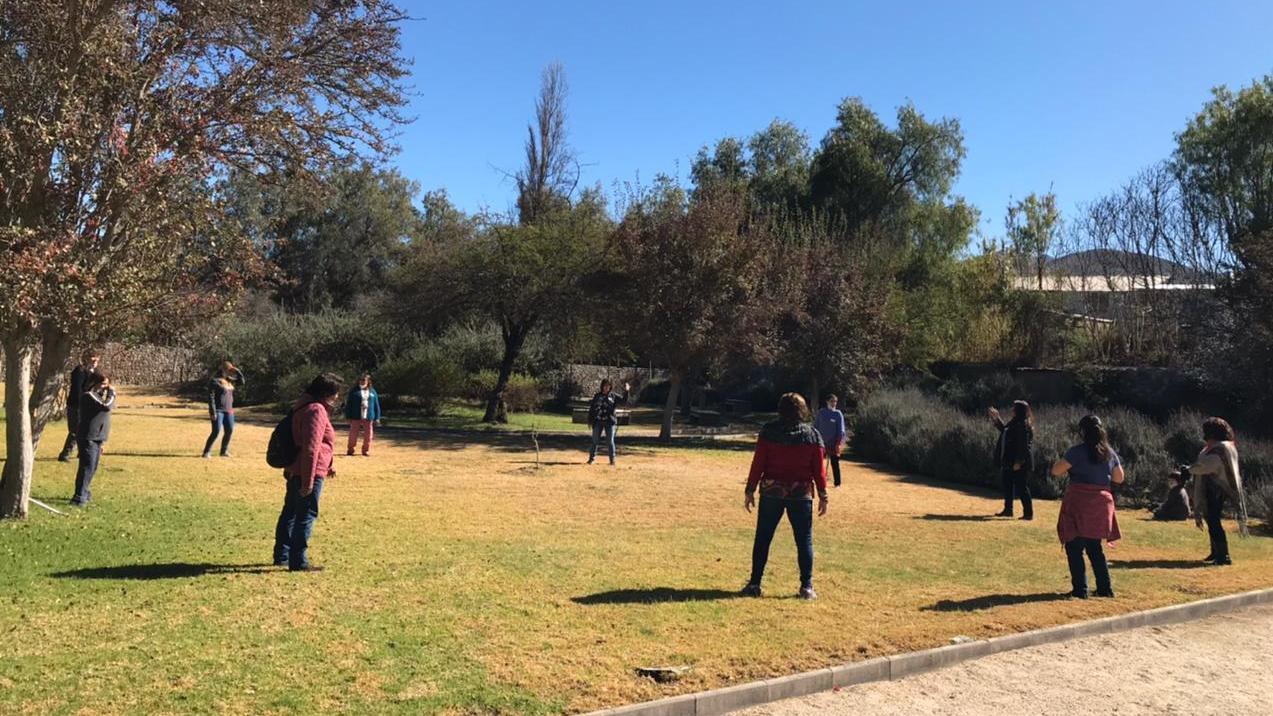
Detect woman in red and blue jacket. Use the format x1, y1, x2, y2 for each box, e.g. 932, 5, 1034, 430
273, 373, 342, 572
742, 392, 828, 600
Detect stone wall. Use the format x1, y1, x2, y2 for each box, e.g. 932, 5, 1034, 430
0, 342, 204, 386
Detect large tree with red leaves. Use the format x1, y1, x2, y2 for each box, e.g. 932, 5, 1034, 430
0, 1, 409, 518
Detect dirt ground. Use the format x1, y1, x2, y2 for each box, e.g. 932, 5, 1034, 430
736, 603, 1273, 716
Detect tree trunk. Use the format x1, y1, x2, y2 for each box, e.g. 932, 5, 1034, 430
30, 326, 73, 449
807, 376, 821, 412
1, 338, 36, 519
483, 322, 529, 423
659, 372, 682, 442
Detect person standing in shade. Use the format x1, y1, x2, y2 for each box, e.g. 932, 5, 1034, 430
70, 373, 116, 506
1052, 415, 1124, 598
989, 400, 1034, 520
202, 360, 244, 458
343, 373, 382, 456
274, 373, 342, 572
742, 392, 828, 600
1189, 417, 1249, 566
586, 379, 630, 466
814, 393, 847, 487
58, 349, 101, 462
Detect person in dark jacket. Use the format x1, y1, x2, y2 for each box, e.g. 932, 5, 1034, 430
58, 349, 101, 462
343, 373, 382, 456
274, 373, 342, 572
989, 400, 1034, 520
70, 372, 116, 506
742, 392, 828, 600
1052, 415, 1124, 598
586, 379, 630, 466
202, 361, 244, 458
1151, 470, 1192, 521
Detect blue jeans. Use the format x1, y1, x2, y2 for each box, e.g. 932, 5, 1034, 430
203, 411, 235, 455
1065, 537, 1111, 596
273, 476, 324, 569
589, 422, 616, 463
72, 439, 102, 504
749, 496, 814, 588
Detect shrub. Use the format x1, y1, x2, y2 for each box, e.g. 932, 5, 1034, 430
850, 388, 1273, 508
274, 364, 355, 408
376, 345, 464, 416
466, 370, 543, 412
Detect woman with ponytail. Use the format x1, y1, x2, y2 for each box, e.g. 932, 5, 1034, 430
1052, 415, 1124, 599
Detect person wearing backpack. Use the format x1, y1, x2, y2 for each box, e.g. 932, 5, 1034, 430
586, 379, 630, 465
272, 373, 342, 572
343, 373, 382, 457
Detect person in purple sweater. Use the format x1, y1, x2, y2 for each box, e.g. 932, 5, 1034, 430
814, 394, 847, 487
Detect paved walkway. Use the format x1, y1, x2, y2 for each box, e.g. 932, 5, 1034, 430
736, 604, 1273, 716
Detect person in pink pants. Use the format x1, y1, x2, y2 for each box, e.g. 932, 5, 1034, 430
342, 373, 382, 456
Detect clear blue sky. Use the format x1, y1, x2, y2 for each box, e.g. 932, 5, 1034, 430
394, 0, 1273, 234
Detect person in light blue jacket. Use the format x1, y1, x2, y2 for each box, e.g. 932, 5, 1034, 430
814, 393, 847, 487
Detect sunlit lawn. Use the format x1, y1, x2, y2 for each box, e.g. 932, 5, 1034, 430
3, 391, 1272, 715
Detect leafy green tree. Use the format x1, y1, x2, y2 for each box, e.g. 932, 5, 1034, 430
0, 1, 408, 518
1005, 192, 1061, 291
690, 120, 811, 211
607, 179, 776, 440
1174, 75, 1273, 422
224, 161, 420, 312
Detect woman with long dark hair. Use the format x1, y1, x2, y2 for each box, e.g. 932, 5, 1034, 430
1052, 415, 1124, 598
1188, 417, 1249, 566
742, 392, 828, 600
203, 360, 244, 458
586, 378, 630, 465
989, 400, 1034, 520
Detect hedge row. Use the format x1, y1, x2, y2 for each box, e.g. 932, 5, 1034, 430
852, 388, 1273, 517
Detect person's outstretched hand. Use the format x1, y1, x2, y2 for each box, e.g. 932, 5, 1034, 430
987, 406, 1001, 421
818, 496, 828, 517
744, 493, 755, 513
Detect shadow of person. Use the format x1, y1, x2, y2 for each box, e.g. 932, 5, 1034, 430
1108, 559, 1208, 570
572, 587, 741, 605
923, 592, 1072, 612
51, 563, 279, 580
914, 514, 997, 522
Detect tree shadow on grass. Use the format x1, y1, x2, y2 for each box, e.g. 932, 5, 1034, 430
1108, 560, 1208, 570
572, 587, 742, 605
914, 513, 998, 522
51, 562, 280, 580
923, 592, 1072, 612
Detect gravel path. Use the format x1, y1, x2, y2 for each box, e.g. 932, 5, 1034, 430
735, 603, 1273, 716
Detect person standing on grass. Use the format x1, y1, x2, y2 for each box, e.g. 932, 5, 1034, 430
343, 373, 382, 456
586, 379, 630, 466
202, 360, 244, 458
57, 349, 101, 462
1052, 415, 1124, 599
1188, 417, 1249, 566
814, 393, 847, 487
274, 373, 342, 572
742, 392, 828, 600
70, 373, 116, 506
989, 400, 1034, 520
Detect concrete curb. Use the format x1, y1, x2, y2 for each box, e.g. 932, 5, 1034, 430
584, 586, 1273, 716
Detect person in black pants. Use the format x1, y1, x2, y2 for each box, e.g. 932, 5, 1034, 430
1188, 417, 1249, 565
989, 400, 1034, 520
58, 349, 101, 462
71, 372, 115, 506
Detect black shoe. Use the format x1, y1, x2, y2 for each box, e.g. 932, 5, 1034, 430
995, 510, 1013, 517
289, 564, 325, 573
1070, 590, 1089, 599
57, 455, 72, 463
1212, 557, 1232, 566
1095, 589, 1115, 598
740, 583, 762, 597
1203, 554, 1217, 563
1019, 515, 1034, 521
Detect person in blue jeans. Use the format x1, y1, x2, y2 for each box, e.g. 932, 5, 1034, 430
203, 361, 244, 458
274, 373, 342, 572
814, 393, 847, 487
586, 379, 630, 465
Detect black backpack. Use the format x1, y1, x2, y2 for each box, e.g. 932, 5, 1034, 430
266, 410, 299, 468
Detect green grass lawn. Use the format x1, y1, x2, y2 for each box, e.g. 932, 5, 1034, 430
3, 391, 1273, 715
